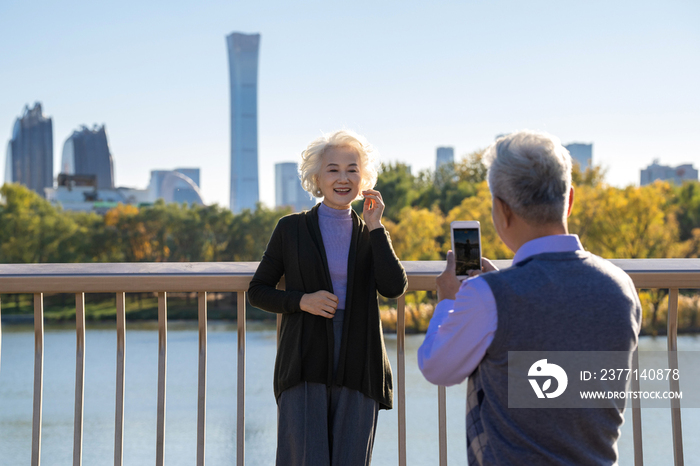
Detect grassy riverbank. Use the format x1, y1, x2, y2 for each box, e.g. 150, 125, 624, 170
2, 291, 699, 336
0, 292, 273, 323
0, 292, 432, 334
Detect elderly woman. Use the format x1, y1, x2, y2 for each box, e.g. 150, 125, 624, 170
248, 130, 407, 466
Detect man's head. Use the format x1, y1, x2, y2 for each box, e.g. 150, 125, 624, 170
484, 131, 574, 250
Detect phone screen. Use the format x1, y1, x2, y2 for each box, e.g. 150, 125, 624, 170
453, 228, 481, 276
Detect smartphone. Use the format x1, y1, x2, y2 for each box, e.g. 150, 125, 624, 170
450, 221, 482, 280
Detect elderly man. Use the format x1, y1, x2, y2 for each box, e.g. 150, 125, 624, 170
418, 131, 641, 465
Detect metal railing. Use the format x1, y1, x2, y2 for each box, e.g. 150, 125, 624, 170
0, 258, 696, 466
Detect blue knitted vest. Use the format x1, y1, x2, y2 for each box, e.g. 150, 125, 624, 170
469, 251, 641, 465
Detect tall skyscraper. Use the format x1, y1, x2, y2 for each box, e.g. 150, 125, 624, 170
226, 32, 260, 213
565, 143, 593, 169
61, 125, 115, 189
640, 160, 698, 186
5, 103, 54, 197
436, 147, 455, 171
275, 162, 316, 212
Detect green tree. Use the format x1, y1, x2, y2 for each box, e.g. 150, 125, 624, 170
74, 210, 123, 262
444, 181, 512, 260
226, 203, 291, 261
674, 181, 700, 242
0, 184, 81, 263
569, 182, 685, 259
198, 204, 235, 262
572, 163, 607, 187
374, 162, 419, 222
414, 149, 487, 215
104, 203, 155, 261
384, 206, 445, 261
166, 203, 208, 262
454, 148, 488, 185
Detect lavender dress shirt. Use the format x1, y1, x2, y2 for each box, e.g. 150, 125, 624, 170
418, 234, 584, 386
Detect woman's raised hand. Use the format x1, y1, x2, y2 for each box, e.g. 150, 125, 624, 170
362, 189, 385, 231
300, 290, 339, 318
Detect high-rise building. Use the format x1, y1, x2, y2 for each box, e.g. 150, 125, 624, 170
640, 160, 698, 186
61, 125, 114, 189
275, 162, 316, 212
226, 32, 260, 213
565, 143, 593, 169
149, 168, 203, 205
5, 103, 54, 197
436, 147, 454, 172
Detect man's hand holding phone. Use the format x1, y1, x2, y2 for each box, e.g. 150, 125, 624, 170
437, 250, 462, 302
437, 253, 500, 302
466, 257, 499, 277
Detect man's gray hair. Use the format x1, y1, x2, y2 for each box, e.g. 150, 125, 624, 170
484, 130, 572, 225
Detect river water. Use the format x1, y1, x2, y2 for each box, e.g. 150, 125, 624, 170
0, 323, 698, 465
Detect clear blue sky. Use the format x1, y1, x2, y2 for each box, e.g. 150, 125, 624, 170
1, 0, 698, 208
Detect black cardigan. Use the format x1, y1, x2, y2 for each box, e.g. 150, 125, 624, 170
247, 203, 407, 410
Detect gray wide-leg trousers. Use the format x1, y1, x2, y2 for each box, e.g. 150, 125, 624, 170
276, 309, 379, 466
276, 382, 379, 466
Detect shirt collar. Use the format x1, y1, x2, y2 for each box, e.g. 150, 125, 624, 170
511, 234, 584, 266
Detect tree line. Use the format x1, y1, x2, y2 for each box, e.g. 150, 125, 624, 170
2, 151, 700, 333
0, 184, 289, 264
375, 150, 700, 262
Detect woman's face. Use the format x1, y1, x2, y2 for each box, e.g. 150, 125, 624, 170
317, 146, 362, 210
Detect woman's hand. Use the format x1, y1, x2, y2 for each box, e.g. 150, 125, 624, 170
300, 290, 339, 318
362, 189, 385, 231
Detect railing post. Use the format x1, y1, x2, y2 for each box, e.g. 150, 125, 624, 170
197, 292, 207, 466
114, 292, 126, 466
667, 289, 684, 466
631, 348, 643, 466
237, 292, 246, 466
156, 292, 168, 466
0, 295, 2, 371
31, 293, 44, 466
438, 385, 447, 466
397, 295, 406, 466
73, 293, 86, 466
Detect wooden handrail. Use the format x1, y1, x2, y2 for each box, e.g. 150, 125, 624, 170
0, 259, 699, 292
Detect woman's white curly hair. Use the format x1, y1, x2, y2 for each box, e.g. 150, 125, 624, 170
299, 129, 378, 200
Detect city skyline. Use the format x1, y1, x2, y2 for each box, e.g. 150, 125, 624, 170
640, 161, 698, 187
1, 1, 698, 209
